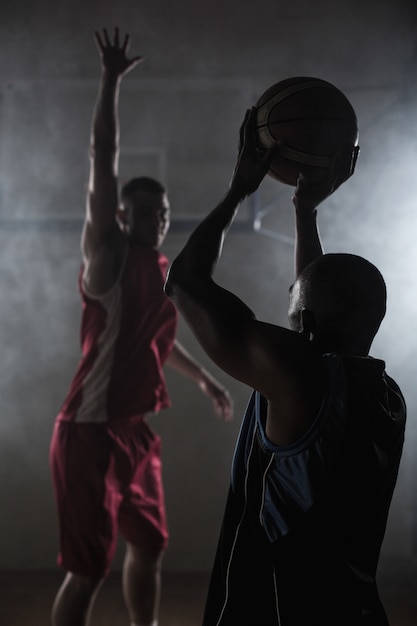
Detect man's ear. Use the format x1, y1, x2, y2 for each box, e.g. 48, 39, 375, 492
300, 308, 316, 339
116, 206, 126, 228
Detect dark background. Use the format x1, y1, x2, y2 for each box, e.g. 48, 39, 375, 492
0, 3, 415, 604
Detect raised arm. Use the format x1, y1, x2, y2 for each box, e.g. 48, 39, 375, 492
81, 28, 143, 293
165, 110, 336, 444
292, 176, 324, 280
292, 143, 360, 278
164, 109, 282, 391
166, 109, 276, 287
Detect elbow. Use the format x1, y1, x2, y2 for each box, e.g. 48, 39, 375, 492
164, 257, 186, 293
164, 257, 203, 303
164, 261, 183, 299
163, 270, 175, 299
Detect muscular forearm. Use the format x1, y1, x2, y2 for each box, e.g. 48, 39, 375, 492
84, 28, 142, 255
167, 186, 243, 292
166, 341, 208, 382
292, 143, 359, 277
167, 106, 275, 291
91, 71, 121, 157
294, 209, 323, 278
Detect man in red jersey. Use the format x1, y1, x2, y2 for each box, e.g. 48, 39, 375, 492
50, 27, 233, 626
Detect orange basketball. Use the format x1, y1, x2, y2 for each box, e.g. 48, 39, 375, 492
255, 77, 359, 186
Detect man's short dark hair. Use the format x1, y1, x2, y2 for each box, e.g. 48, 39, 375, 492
299, 253, 387, 345
120, 176, 166, 200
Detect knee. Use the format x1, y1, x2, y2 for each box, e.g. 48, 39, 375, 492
125, 543, 165, 569
56, 571, 105, 604
68, 572, 105, 594
52, 572, 106, 626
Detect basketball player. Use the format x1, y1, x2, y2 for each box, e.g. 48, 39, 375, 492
164, 108, 406, 625
49, 27, 233, 626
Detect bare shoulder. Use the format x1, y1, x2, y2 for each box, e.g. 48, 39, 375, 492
81, 226, 126, 296
249, 321, 325, 446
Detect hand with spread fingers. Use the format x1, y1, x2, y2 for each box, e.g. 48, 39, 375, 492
94, 27, 143, 78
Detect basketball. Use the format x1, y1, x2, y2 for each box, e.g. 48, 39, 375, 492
255, 76, 359, 186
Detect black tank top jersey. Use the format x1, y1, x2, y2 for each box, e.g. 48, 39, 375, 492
202, 353, 406, 626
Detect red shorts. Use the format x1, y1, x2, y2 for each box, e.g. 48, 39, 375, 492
49, 417, 169, 578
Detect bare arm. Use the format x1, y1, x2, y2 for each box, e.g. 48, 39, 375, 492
166, 340, 234, 421
292, 143, 360, 278
165, 109, 325, 444
82, 28, 143, 293
292, 182, 323, 280
166, 109, 277, 289
165, 109, 298, 395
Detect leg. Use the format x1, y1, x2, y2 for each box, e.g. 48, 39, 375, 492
122, 542, 165, 626
51, 572, 104, 626
50, 423, 119, 624
118, 419, 169, 625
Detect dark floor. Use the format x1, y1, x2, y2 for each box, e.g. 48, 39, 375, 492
0, 570, 210, 626
0, 566, 415, 625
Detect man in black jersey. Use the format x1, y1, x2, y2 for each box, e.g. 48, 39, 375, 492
164, 108, 406, 625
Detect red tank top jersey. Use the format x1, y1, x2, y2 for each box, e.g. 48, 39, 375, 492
57, 245, 178, 423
